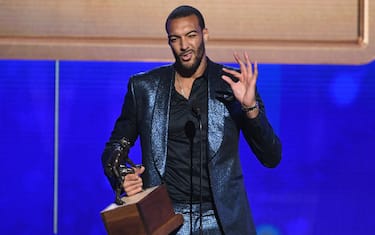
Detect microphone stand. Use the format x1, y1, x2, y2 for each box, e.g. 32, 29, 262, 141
184, 121, 195, 235
193, 107, 203, 235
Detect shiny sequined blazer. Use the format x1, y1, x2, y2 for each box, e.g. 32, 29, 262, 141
102, 58, 282, 235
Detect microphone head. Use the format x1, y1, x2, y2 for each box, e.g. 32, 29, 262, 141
184, 120, 196, 140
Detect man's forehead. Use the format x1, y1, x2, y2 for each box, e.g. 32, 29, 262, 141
167, 15, 201, 35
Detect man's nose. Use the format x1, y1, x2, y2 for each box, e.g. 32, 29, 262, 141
180, 37, 188, 50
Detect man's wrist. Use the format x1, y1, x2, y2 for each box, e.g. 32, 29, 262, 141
241, 101, 259, 113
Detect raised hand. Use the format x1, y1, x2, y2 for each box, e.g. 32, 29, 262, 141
221, 52, 259, 118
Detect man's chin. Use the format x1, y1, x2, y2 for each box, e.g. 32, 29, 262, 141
177, 61, 192, 70
179, 58, 193, 66
176, 65, 196, 77
181, 63, 194, 71
175, 56, 202, 77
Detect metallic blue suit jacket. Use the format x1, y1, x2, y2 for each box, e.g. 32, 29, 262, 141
102, 59, 282, 235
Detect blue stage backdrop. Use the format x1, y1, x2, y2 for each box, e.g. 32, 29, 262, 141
0, 59, 374, 235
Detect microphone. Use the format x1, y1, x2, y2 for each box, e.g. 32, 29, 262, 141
184, 120, 195, 143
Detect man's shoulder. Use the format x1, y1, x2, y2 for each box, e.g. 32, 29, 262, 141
207, 58, 223, 69
132, 64, 173, 80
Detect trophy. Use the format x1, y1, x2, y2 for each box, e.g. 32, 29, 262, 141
104, 137, 141, 205
101, 138, 183, 235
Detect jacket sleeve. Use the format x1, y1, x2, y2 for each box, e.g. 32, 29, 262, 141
241, 91, 282, 168
101, 77, 139, 189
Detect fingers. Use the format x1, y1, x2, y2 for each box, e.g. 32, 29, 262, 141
253, 61, 258, 82
123, 173, 143, 196
222, 52, 257, 81
242, 52, 258, 79
244, 52, 252, 77
221, 69, 237, 86
123, 166, 145, 196
233, 52, 247, 80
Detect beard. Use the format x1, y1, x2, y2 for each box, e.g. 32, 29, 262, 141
173, 42, 205, 78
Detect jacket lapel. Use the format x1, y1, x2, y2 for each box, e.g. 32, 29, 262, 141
207, 61, 227, 160
151, 66, 174, 177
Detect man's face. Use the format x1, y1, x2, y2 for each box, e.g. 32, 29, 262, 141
167, 15, 208, 76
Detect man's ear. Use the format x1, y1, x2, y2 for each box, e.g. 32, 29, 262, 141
203, 28, 209, 42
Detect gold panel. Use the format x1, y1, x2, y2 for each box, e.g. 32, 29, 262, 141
0, 0, 373, 64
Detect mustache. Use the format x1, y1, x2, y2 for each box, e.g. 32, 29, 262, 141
179, 50, 193, 57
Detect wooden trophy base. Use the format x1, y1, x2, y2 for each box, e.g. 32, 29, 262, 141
101, 184, 183, 235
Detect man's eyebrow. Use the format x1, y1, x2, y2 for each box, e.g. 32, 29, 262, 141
168, 30, 199, 38
185, 30, 198, 36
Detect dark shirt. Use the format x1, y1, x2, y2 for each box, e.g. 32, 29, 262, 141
164, 70, 213, 203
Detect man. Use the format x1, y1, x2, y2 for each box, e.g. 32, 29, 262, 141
102, 5, 281, 235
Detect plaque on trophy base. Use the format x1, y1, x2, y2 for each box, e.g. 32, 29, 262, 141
101, 184, 183, 235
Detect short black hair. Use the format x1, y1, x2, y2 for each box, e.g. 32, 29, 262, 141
165, 5, 206, 33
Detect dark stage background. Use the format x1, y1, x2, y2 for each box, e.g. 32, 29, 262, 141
1, 59, 374, 235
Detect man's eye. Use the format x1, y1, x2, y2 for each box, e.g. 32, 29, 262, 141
169, 38, 177, 43
188, 34, 197, 38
